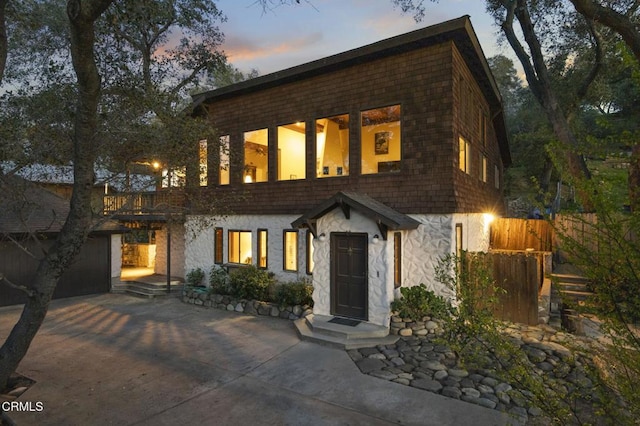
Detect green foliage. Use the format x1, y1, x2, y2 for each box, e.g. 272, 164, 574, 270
208, 265, 230, 295
273, 280, 313, 308
186, 268, 205, 287
390, 284, 450, 320
228, 265, 275, 301
552, 187, 640, 422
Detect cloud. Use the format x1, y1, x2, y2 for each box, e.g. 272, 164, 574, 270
223, 31, 323, 62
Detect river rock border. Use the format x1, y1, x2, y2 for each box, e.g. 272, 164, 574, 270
349, 314, 600, 423
182, 287, 313, 320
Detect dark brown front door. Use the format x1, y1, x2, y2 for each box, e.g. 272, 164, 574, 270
331, 233, 368, 320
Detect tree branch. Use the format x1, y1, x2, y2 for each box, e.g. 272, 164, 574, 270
568, 0, 640, 64
0, 273, 35, 297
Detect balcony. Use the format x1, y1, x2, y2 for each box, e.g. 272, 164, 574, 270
103, 191, 186, 218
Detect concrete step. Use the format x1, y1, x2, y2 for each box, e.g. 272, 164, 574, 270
551, 273, 590, 285
294, 314, 399, 350
124, 278, 183, 298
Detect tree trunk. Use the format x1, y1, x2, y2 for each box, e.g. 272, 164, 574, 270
0, 0, 114, 393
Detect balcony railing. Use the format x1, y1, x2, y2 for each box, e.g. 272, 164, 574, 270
103, 191, 186, 216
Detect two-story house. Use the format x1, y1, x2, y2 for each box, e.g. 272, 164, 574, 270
181, 16, 510, 327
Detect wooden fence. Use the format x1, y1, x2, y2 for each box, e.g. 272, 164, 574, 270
488, 250, 548, 325
490, 214, 598, 256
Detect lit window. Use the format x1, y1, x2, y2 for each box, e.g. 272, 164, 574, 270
316, 114, 349, 177
283, 230, 298, 271
456, 223, 463, 257
459, 137, 471, 174
306, 230, 314, 275
277, 122, 306, 180
228, 230, 252, 264
258, 229, 268, 269
199, 140, 207, 186
214, 228, 223, 264
219, 135, 230, 185
394, 232, 402, 289
244, 129, 268, 183
361, 105, 401, 174
480, 154, 487, 183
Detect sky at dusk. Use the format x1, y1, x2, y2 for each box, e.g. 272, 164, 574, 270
216, 0, 509, 76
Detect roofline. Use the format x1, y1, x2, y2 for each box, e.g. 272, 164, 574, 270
193, 16, 497, 105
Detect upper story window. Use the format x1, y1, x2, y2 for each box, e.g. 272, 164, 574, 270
244, 129, 268, 183
219, 135, 230, 185
479, 154, 487, 183
199, 140, 207, 186
459, 136, 471, 174
361, 105, 401, 174
228, 230, 252, 264
316, 114, 349, 178
277, 122, 306, 180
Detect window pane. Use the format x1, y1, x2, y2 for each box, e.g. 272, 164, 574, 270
480, 155, 487, 183
229, 230, 252, 264
316, 114, 349, 177
244, 129, 268, 183
361, 106, 401, 174
459, 137, 466, 172
306, 230, 314, 275
214, 228, 223, 264
258, 229, 268, 269
219, 135, 230, 185
278, 122, 306, 180
283, 230, 298, 271
199, 139, 207, 186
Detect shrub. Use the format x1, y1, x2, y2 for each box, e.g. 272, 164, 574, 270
273, 281, 313, 308
228, 265, 275, 301
390, 284, 450, 320
208, 265, 230, 295
186, 268, 205, 287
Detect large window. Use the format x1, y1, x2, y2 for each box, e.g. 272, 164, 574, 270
459, 137, 471, 174
316, 114, 349, 177
258, 229, 268, 269
244, 129, 268, 183
219, 135, 230, 185
228, 230, 252, 264
278, 122, 306, 180
361, 105, 401, 174
283, 230, 298, 271
214, 227, 224, 264
479, 154, 487, 183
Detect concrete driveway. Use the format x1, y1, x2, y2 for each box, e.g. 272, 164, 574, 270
0, 294, 513, 425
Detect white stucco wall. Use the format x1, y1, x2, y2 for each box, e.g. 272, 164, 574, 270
313, 209, 390, 327
183, 211, 494, 328
155, 223, 186, 279
110, 234, 122, 279
184, 215, 310, 283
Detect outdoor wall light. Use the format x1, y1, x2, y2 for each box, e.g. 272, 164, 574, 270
372, 234, 380, 244
318, 233, 326, 242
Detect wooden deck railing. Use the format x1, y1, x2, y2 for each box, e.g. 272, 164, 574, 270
102, 191, 186, 215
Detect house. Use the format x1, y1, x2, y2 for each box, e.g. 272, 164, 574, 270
175, 16, 509, 328
0, 175, 125, 306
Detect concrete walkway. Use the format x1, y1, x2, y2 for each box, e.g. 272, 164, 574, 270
0, 294, 514, 425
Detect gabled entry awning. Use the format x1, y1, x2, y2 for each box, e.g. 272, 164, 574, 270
291, 191, 420, 241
